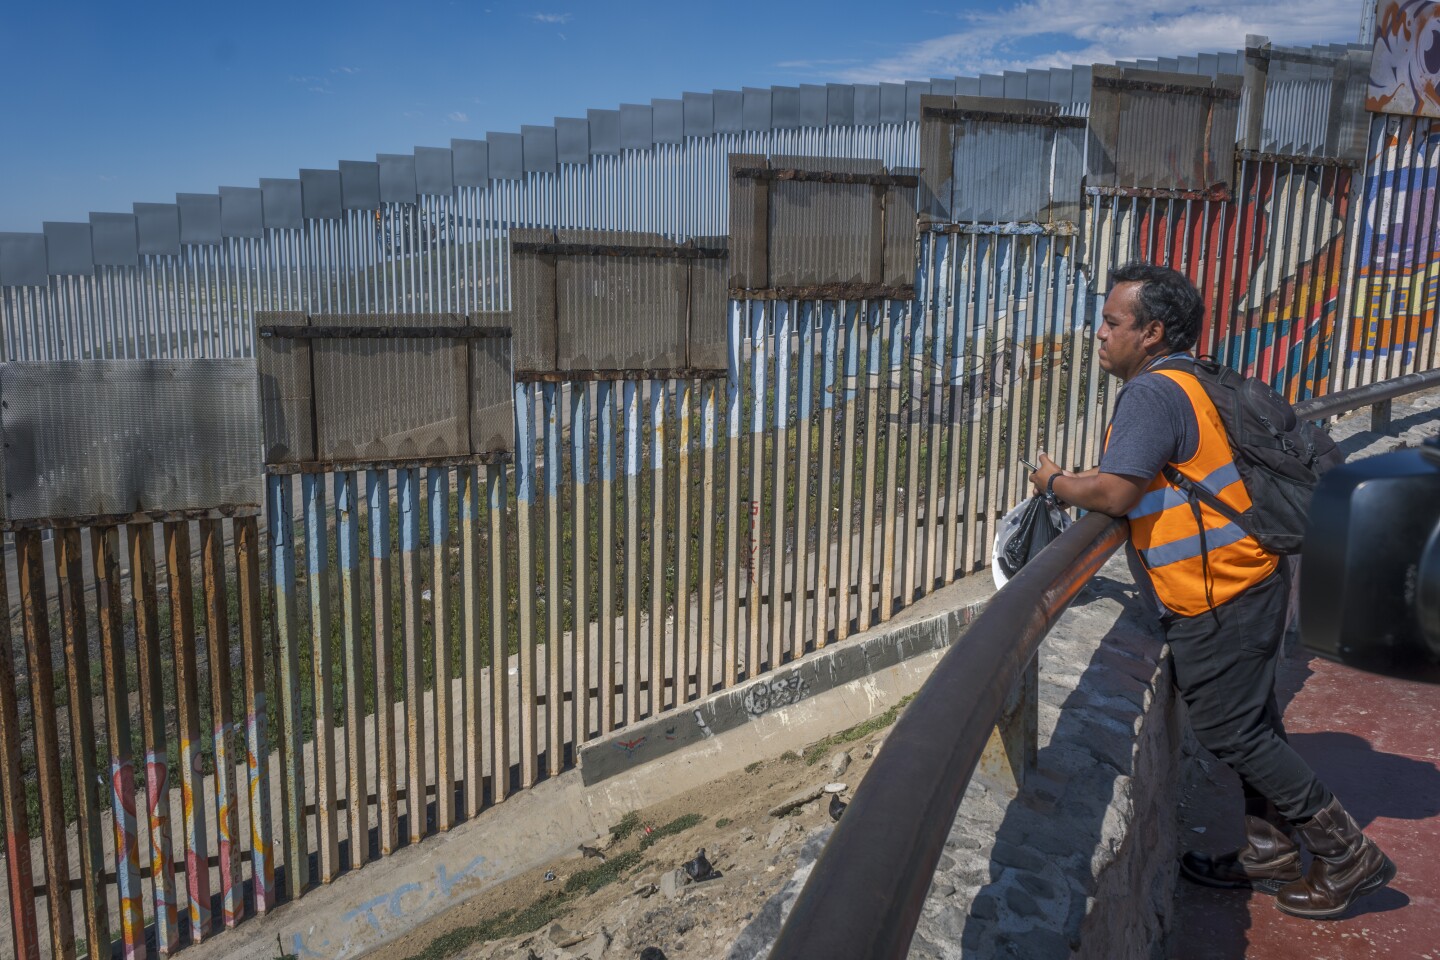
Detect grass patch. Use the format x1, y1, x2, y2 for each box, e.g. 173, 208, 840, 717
715, 817, 732, 829
404, 895, 568, 960
639, 812, 704, 850
803, 693, 916, 766
608, 811, 641, 843
563, 849, 643, 896
744, 760, 763, 774
407, 811, 705, 960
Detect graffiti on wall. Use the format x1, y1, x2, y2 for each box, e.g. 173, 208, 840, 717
1368, 0, 1440, 117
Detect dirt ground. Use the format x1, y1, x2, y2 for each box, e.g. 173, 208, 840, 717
367, 715, 901, 960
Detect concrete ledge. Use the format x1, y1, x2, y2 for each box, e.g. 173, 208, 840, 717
174, 572, 994, 960
729, 556, 1182, 959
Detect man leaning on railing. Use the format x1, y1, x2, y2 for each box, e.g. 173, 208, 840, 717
1027, 262, 1394, 920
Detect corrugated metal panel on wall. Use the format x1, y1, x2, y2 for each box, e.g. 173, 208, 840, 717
0, 359, 260, 519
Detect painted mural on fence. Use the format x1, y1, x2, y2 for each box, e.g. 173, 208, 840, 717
1229, 164, 1350, 401
1350, 117, 1440, 367
1368, 0, 1440, 118
1135, 164, 1351, 402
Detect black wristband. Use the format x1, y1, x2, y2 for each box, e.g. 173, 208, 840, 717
1046, 473, 1060, 500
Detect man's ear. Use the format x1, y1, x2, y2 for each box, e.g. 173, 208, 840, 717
1143, 320, 1166, 349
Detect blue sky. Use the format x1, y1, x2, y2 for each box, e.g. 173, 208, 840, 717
0, 0, 1368, 232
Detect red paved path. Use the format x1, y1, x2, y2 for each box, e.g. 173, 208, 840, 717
1171, 645, 1440, 959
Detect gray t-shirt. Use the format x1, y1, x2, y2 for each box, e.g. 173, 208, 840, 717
1098, 362, 1200, 481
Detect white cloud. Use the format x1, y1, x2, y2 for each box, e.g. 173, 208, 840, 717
837, 0, 1363, 82
332, 66, 362, 75
447, 111, 470, 122
531, 12, 571, 24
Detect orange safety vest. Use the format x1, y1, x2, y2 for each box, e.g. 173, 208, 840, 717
1107, 369, 1278, 617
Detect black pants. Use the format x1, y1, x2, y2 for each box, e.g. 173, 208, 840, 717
1163, 567, 1332, 823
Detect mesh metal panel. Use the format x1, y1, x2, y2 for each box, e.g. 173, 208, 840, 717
768, 155, 883, 286
469, 322, 514, 453
256, 310, 314, 464
882, 169, 918, 288
311, 313, 469, 461
728, 153, 768, 290
511, 227, 558, 372
0, 360, 261, 520
688, 236, 730, 370
555, 230, 688, 371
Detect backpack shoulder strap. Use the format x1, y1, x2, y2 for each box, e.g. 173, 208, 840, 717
1162, 464, 1248, 528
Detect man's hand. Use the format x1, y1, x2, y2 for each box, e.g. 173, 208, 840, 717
1029, 453, 1068, 500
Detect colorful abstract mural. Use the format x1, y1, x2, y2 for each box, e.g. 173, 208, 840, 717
1369, 0, 1440, 118
1349, 116, 1440, 370
1134, 162, 1352, 402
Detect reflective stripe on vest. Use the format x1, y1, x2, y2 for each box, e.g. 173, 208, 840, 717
1128, 461, 1242, 520
1107, 367, 1277, 617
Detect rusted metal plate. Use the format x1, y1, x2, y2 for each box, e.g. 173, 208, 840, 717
470, 319, 515, 453
728, 153, 769, 290
511, 227, 559, 371
883, 167, 919, 287
729, 153, 917, 291
920, 94, 1083, 224
688, 235, 730, 369
1088, 65, 1242, 192
311, 312, 470, 460
514, 228, 719, 374
0, 359, 260, 520
556, 229, 687, 371
768, 155, 883, 287
257, 310, 314, 464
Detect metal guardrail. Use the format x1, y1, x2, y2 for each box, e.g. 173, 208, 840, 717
767, 510, 1128, 959
767, 370, 1440, 960
1294, 366, 1440, 426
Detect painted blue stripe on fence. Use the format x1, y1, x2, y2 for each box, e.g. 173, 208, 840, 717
367, 471, 391, 561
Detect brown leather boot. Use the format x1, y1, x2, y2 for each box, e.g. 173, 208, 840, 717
1275, 796, 1396, 919
1180, 798, 1302, 893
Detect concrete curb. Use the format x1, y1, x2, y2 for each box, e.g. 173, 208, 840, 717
579, 576, 994, 785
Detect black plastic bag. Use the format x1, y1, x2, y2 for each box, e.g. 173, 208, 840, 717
996, 495, 1068, 581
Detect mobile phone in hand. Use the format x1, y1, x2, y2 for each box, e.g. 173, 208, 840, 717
1019, 455, 1038, 472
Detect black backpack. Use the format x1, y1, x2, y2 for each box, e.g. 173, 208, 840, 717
1153, 355, 1344, 555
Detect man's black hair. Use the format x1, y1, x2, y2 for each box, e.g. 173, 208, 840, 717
1110, 261, 1202, 352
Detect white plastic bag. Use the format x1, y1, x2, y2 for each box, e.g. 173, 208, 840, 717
991, 496, 1073, 589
